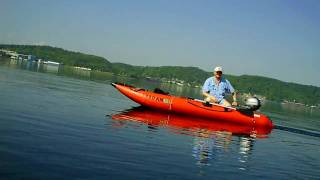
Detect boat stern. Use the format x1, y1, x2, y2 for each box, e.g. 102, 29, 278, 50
254, 113, 274, 128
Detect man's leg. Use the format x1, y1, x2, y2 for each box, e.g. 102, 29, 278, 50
221, 99, 231, 107
204, 96, 217, 103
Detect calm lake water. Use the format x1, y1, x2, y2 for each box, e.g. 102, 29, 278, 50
0, 58, 319, 179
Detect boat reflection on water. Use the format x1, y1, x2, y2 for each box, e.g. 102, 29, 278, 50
111, 107, 273, 138
111, 107, 272, 169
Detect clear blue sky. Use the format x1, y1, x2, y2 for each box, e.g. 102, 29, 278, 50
1, 0, 319, 86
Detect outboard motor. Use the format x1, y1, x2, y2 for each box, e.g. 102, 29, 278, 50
245, 97, 261, 111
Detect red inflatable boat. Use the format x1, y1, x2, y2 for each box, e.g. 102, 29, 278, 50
111, 82, 273, 128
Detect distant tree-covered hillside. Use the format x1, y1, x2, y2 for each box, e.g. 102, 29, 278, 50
1, 44, 319, 105
111, 63, 320, 105
229, 75, 320, 105
0, 44, 112, 71
111, 63, 210, 85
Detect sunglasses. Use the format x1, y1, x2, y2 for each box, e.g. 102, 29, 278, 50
215, 71, 222, 74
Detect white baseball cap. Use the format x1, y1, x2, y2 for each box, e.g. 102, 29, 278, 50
214, 66, 223, 72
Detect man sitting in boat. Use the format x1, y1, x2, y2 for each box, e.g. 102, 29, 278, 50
202, 66, 238, 107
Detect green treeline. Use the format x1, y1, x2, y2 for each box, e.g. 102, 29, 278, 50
229, 75, 320, 105
112, 63, 209, 85
1, 44, 319, 105
0, 45, 112, 71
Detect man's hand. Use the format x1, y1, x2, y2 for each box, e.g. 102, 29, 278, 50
232, 92, 238, 106
232, 101, 238, 106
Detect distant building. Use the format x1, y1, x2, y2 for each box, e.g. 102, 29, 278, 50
0, 49, 37, 61
43, 61, 60, 65
27, 55, 36, 61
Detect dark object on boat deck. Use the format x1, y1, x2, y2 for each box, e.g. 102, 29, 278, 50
154, 88, 169, 95
203, 101, 212, 107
